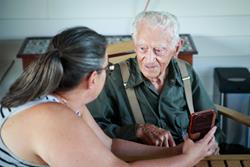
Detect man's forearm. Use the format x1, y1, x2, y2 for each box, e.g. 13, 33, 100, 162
111, 139, 183, 162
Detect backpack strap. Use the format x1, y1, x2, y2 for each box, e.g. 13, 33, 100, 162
176, 59, 194, 114
119, 61, 145, 124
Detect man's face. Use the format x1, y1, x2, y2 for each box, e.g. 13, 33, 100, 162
134, 22, 179, 81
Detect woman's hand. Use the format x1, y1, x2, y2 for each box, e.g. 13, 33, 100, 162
182, 126, 217, 163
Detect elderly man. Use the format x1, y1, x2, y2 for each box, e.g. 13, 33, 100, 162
88, 11, 222, 152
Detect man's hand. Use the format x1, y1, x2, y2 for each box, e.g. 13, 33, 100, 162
136, 123, 176, 147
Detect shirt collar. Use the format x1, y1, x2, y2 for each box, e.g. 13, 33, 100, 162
126, 58, 183, 88
167, 59, 183, 87
125, 58, 144, 88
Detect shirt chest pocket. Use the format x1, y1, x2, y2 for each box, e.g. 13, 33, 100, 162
175, 112, 190, 131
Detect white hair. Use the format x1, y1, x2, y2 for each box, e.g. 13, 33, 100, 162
132, 11, 180, 46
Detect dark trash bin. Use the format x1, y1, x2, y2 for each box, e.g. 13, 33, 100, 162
213, 67, 250, 149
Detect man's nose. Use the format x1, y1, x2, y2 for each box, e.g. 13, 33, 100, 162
145, 49, 156, 63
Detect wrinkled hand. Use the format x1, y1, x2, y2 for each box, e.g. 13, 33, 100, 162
182, 127, 218, 164
136, 123, 176, 147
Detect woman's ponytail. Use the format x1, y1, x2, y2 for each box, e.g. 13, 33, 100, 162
1, 50, 63, 108
1, 26, 107, 108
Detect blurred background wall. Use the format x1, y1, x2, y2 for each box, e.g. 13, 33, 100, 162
0, 0, 250, 97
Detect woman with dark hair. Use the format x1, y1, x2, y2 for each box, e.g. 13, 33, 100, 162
0, 26, 216, 167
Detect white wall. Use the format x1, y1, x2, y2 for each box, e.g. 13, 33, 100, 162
1, 0, 250, 97
141, 0, 250, 97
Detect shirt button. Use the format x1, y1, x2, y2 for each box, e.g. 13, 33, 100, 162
170, 79, 175, 84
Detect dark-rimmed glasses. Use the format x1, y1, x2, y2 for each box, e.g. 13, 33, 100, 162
97, 64, 114, 75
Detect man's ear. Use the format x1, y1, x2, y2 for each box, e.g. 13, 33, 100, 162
175, 39, 184, 56
86, 71, 98, 89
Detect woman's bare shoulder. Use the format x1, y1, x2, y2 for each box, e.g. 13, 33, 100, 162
24, 102, 90, 135
28, 103, 128, 167
2, 102, 128, 167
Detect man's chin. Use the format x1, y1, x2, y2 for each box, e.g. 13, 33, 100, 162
142, 72, 160, 80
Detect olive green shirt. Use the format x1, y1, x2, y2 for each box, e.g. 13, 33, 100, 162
88, 58, 223, 144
